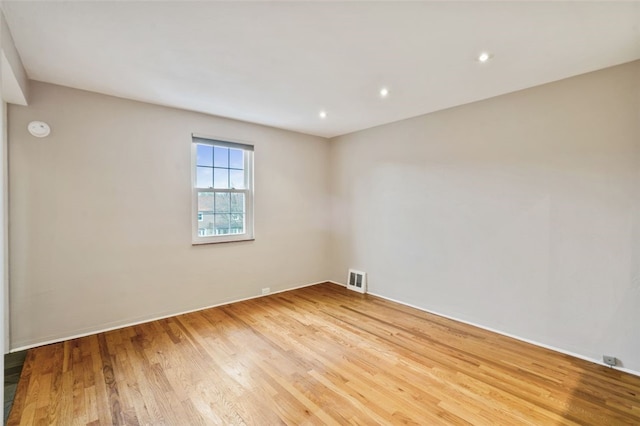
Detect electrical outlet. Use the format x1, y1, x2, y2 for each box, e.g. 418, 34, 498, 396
261, 287, 270, 295
603, 355, 617, 367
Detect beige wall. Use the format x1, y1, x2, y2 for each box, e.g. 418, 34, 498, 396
329, 61, 640, 373
9, 81, 330, 349
9, 62, 640, 375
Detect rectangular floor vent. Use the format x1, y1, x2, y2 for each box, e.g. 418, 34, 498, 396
347, 269, 367, 294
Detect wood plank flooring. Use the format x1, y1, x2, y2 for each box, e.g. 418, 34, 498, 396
7, 282, 640, 425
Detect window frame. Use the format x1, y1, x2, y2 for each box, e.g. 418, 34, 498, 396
191, 134, 254, 245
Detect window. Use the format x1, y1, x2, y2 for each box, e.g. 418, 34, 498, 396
192, 135, 254, 244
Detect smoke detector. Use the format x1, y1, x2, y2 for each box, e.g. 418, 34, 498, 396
27, 121, 51, 138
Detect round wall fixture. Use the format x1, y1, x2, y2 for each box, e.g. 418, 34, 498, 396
27, 121, 51, 138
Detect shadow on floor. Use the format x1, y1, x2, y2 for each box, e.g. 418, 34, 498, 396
4, 351, 27, 426
560, 356, 640, 425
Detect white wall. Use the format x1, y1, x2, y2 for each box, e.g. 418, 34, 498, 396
0, 11, 27, 106
0, 89, 4, 421
0, 6, 29, 417
9, 81, 330, 349
329, 61, 640, 374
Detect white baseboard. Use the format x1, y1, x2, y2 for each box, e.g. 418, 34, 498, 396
10, 280, 329, 353
367, 290, 640, 378
14, 279, 639, 380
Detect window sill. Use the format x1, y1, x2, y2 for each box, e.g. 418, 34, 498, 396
192, 237, 255, 246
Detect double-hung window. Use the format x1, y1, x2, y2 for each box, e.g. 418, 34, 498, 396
192, 135, 254, 244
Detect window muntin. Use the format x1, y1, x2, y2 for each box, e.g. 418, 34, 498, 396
196, 146, 246, 190
192, 135, 253, 244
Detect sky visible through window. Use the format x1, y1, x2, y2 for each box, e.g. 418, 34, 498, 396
196, 145, 244, 189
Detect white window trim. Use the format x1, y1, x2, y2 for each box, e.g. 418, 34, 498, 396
191, 135, 254, 245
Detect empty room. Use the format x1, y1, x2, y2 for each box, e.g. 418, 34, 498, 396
0, 1, 639, 424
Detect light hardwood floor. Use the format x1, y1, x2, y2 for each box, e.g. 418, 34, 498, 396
7, 282, 640, 425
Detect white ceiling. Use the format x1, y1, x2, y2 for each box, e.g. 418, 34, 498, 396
2, 1, 640, 138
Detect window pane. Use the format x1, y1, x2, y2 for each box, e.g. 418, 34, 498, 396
196, 144, 213, 167
230, 193, 244, 213
214, 214, 230, 234
214, 147, 229, 168
229, 169, 245, 189
215, 193, 230, 213
230, 214, 244, 234
197, 192, 215, 212
199, 213, 215, 236
196, 167, 213, 188
229, 149, 244, 169
213, 168, 229, 189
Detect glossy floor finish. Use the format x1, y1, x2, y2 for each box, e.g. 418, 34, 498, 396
7, 283, 640, 425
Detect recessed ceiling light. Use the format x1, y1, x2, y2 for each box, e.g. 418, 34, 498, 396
477, 52, 492, 63
379, 87, 389, 98
319, 110, 327, 119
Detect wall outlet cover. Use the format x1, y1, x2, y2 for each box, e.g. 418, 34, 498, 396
603, 355, 617, 367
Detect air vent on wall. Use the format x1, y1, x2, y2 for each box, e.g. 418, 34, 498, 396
347, 269, 367, 294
